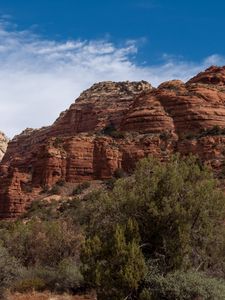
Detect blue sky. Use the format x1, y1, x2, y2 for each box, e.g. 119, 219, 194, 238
1, 0, 225, 63
0, 0, 225, 137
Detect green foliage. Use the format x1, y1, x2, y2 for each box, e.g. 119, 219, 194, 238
49, 184, 61, 195
101, 123, 126, 138
104, 177, 117, 190
159, 131, 173, 141
72, 181, 91, 196
82, 219, 146, 300
130, 155, 225, 270
139, 289, 153, 300
13, 259, 83, 293
80, 155, 225, 298
114, 168, 127, 179
109, 130, 126, 139
22, 199, 59, 220
22, 198, 81, 221
13, 278, 45, 293
46, 258, 83, 292
0, 245, 22, 297
1, 154, 225, 299
53, 137, 63, 148
56, 179, 66, 186
140, 264, 225, 300
0, 219, 82, 267
0, 216, 83, 295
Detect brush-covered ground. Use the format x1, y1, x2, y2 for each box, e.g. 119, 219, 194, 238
2, 156, 225, 299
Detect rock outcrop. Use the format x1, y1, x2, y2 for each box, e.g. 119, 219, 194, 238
1, 67, 225, 218
0, 132, 8, 161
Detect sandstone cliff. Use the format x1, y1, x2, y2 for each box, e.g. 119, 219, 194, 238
1, 66, 225, 218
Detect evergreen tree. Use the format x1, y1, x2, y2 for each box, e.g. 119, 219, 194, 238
82, 219, 146, 300
80, 155, 225, 299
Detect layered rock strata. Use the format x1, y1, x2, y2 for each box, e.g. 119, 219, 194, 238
1, 67, 225, 218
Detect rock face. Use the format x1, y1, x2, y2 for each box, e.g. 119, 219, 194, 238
0, 132, 8, 161
1, 67, 225, 218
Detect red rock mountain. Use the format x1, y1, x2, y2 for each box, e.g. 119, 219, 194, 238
1, 66, 225, 218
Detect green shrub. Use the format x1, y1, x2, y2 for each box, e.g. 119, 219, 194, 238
53, 137, 63, 148
37, 259, 83, 292
1, 219, 82, 267
58, 198, 81, 219
22, 200, 59, 220
101, 123, 116, 135
114, 168, 127, 179
0, 245, 22, 297
72, 182, 91, 196
2, 154, 225, 299
141, 266, 225, 300
40, 185, 49, 194
80, 155, 225, 299
101, 123, 125, 138
14, 259, 83, 293
82, 219, 146, 300
56, 179, 65, 186
104, 178, 116, 190
12, 278, 45, 293
109, 130, 126, 138
23, 198, 81, 221
160, 131, 173, 141
139, 289, 152, 300
49, 184, 61, 195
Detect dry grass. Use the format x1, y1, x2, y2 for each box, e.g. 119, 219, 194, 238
6, 292, 95, 300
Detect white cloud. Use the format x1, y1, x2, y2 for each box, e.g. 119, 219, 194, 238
0, 22, 224, 138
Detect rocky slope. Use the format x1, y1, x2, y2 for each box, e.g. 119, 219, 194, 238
0, 131, 8, 161
1, 66, 225, 218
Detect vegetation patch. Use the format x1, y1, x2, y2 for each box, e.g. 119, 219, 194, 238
71, 182, 91, 196
101, 123, 126, 139
1, 155, 225, 299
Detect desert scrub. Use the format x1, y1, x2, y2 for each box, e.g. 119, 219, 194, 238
48, 185, 61, 195
101, 123, 126, 139
140, 267, 225, 300
13, 259, 83, 293
0, 245, 22, 298
71, 182, 91, 196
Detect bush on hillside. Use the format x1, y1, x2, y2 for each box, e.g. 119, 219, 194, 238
101, 123, 126, 138
140, 264, 225, 300
0, 245, 22, 297
22, 199, 59, 220
48, 184, 61, 195
1, 154, 225, 299
0, 219, 82, 267
80, 155, 225, 299
13, 259, 83, 293
72, 182, 91, 196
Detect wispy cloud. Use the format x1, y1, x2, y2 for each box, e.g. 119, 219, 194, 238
0, 21, 224, 138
